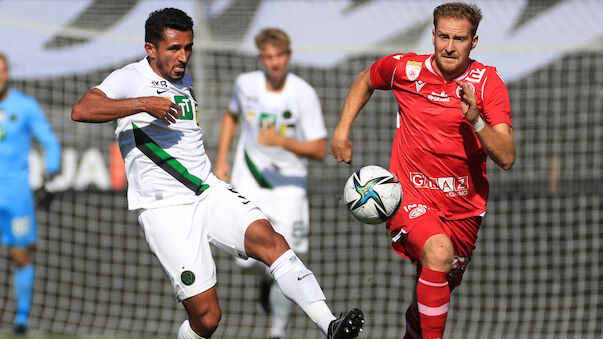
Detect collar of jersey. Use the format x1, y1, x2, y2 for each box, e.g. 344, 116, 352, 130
425, 54, 473, 81
139, 57, 187, 89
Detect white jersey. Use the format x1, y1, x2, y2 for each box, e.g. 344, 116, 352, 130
97, 58, 211, 210
228, 70, 326, 193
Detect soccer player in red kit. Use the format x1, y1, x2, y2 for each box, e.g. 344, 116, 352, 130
330, 2, 515, 338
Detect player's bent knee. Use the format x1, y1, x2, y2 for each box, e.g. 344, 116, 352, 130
10, 248, 32, 267
183, 289, 222, 336
422, 234, 454, 271
189, 309, 221, 336
265, 231, 290, 252
201, 311, 222, 333
245, 220, 290, 264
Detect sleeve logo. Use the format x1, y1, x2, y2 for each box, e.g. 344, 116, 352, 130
465, 68, 486, 83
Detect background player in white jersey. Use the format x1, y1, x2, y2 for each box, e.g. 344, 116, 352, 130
214, 28, 327, 339
71, 8, 362, 339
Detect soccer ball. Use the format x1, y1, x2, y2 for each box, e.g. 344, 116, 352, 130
343, 165, 403, 225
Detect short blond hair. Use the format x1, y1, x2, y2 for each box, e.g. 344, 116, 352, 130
433, 2, 482, 36
254, 28, 291, 53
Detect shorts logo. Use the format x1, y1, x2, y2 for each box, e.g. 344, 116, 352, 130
12, 216, 31, 237
408, 206, 427, 219
181, 270, 196, 286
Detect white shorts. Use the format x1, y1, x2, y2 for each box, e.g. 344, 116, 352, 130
137, 173, 266, 301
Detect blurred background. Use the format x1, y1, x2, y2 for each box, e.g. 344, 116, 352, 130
0, 0, 601, 338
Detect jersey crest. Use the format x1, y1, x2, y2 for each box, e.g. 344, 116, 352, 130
405, 61, 422, 81
455, 82, 475, 98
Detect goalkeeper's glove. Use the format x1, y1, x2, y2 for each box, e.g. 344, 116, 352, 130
35, 172, 56, 210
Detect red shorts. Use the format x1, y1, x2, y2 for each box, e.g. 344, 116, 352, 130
387, 193, 482, 289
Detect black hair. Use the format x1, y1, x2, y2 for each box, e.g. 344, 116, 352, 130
145, 8, 194, 45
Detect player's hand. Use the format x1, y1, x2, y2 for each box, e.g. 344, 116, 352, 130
35, 186, 54, 210
455, 80, 479, 124
214, 161, 230, 182
257, 123, 284, 147
35, 171, 57, 210
329, 136, 354, 164
143, 97, 182, 125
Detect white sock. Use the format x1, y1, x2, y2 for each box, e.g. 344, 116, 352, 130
269, 282, 294, 338
305, 301, 337, 336
270, 249, 334, 334
177, 320, 206, 339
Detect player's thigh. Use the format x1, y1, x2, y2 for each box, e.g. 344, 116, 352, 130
390, 206, 445, 263
0, 194, 36, 248
203, 175, 266, 259
137, 203, 214, 301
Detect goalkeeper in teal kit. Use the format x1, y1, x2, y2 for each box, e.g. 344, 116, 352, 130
0, 53, 60, 335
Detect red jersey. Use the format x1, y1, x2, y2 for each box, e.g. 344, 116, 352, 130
370, 53, 511, 219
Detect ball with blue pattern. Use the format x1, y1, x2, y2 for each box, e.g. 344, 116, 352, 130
343, 165, 403, 224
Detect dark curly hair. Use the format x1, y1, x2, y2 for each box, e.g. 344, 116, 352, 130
145, 8, 194, 45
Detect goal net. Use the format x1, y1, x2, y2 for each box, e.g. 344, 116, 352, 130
0, 1, 601, 338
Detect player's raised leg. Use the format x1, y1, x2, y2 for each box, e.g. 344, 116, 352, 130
179, 288, 221, 338
245, 219, 364, 338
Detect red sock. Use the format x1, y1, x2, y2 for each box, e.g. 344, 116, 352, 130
416, 267, 450, 339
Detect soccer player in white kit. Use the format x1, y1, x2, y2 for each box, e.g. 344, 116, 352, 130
214, 28, 327, 339
71, 8, 363, 339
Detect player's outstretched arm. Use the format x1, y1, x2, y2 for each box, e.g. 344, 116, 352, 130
214, 110, 239, 181
71, 88, 182, 125
330, 66, 374, 164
